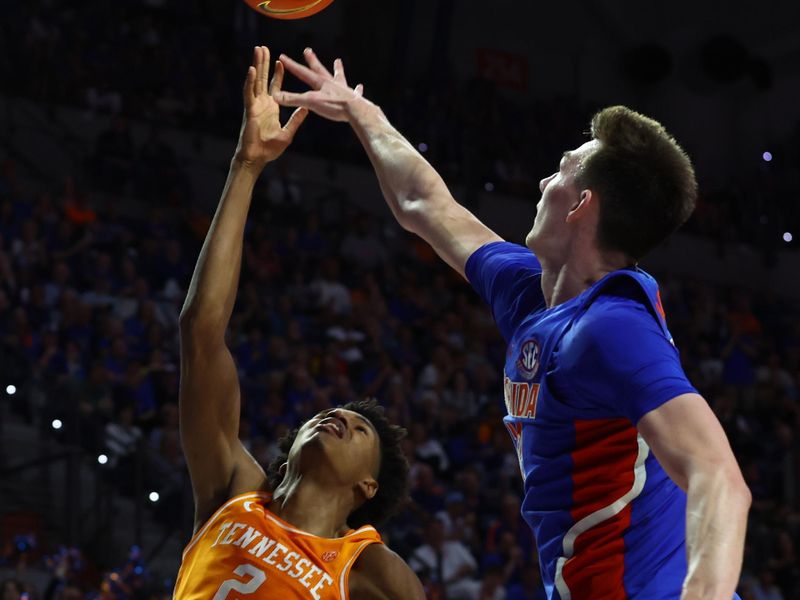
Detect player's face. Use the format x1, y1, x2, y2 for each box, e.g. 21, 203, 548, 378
525, 140, 599, 258
291, 408, 381, 488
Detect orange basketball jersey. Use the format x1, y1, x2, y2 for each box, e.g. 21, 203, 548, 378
174, 491, 383, 599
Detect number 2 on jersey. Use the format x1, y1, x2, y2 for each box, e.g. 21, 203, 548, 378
212, 564, 267, 599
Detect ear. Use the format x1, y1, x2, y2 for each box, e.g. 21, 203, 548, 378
357, 477, 379, 502
565, 189, 595, 223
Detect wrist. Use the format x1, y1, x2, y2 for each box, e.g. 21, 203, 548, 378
345, 95, 382, 125
231, 154, 268, 177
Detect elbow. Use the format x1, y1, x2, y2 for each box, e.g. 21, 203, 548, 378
721, 468, 752, 512
391, 195, 419, 232
178, 305, 200, 331
391, 206, 411, 231
178, 306, 224, 338
736, 479, 752, 510
394, 199, 434, 235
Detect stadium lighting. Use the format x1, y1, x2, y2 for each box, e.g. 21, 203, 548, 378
149, 491, 160, 503
484, 182, 495, 192
51, 419, 63, 430
418, 142, 428, 153
6, 384, 16, 395
783, 232, 793, 243
97, 454, 109, 465
762, 151, 773, 162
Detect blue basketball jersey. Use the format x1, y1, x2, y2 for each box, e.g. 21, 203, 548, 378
466, 241, 740, 600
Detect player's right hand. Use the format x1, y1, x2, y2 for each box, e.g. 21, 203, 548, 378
275, 48, 367, 123
234, 46, 308, 170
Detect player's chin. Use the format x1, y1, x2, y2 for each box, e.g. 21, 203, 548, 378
525, 229, 538, 251
298, 435, 354, 478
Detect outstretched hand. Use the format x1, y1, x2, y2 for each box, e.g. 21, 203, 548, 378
235, 46, 308, 169
274, 48, 366, 123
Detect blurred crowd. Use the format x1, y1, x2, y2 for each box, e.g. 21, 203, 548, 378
1, 124, 799, 598
1, 541, 169, 600
2, 0, 799, 251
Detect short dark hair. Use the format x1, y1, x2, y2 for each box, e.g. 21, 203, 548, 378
267, 398, 409, 529
578, 105, 697, 260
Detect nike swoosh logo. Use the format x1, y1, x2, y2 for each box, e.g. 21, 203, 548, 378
258, 0, 326, 14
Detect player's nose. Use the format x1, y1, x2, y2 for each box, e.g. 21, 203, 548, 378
328, 408, 350, 435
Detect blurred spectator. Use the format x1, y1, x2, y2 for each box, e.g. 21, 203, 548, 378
409, 518, 481, 600
340, 214, 387, 271
103, 404, 143, 493
745, 567, 785, 600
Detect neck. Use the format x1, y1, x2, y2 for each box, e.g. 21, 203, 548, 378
268, 472, 355, 538
539, 251, 631, 308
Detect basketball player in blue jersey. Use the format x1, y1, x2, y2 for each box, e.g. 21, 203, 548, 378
276, 48, 751, 600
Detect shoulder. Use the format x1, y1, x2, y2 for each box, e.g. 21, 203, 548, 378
466, 241, 541, 274
349, 544, 425, 600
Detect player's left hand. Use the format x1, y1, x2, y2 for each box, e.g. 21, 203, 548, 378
234, 46, 308, 170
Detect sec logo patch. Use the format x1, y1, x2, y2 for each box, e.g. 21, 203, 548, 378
516, 339, 540, 380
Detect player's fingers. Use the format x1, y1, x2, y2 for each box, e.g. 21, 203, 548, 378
274, 90, 311, 108
279, 53, 324, 89
282, 107, 309, 139
303, 47, 333, 78
354, 83, 364, 97
243, 66, 256, 101
252, 46, 262, 97
258, 46, 271, 96
269, 60, 285, 96
333, 58, 347, 84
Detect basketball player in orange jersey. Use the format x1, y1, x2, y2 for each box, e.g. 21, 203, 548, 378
173, 46, 425, 600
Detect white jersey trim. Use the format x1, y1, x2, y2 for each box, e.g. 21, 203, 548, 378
553, 434, 650, 600
339, 540, 379, 599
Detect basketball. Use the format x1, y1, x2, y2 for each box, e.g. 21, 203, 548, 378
242, 0, 335, 20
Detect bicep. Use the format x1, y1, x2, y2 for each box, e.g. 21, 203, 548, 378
405, 198, 502, 278
637, 393, 742, 491
179, 329, 265, 524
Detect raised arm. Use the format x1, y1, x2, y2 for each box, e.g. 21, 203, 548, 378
179, 46, 307, 531
637, 393, 751, 600
276, 49, 502, 278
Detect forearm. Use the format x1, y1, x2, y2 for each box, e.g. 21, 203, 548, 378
681, 468, 751, 599
346, 100, 453, 231
179, 158, 260, 333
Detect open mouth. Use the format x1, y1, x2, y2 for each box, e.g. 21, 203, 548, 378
317, 416, 346, 439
